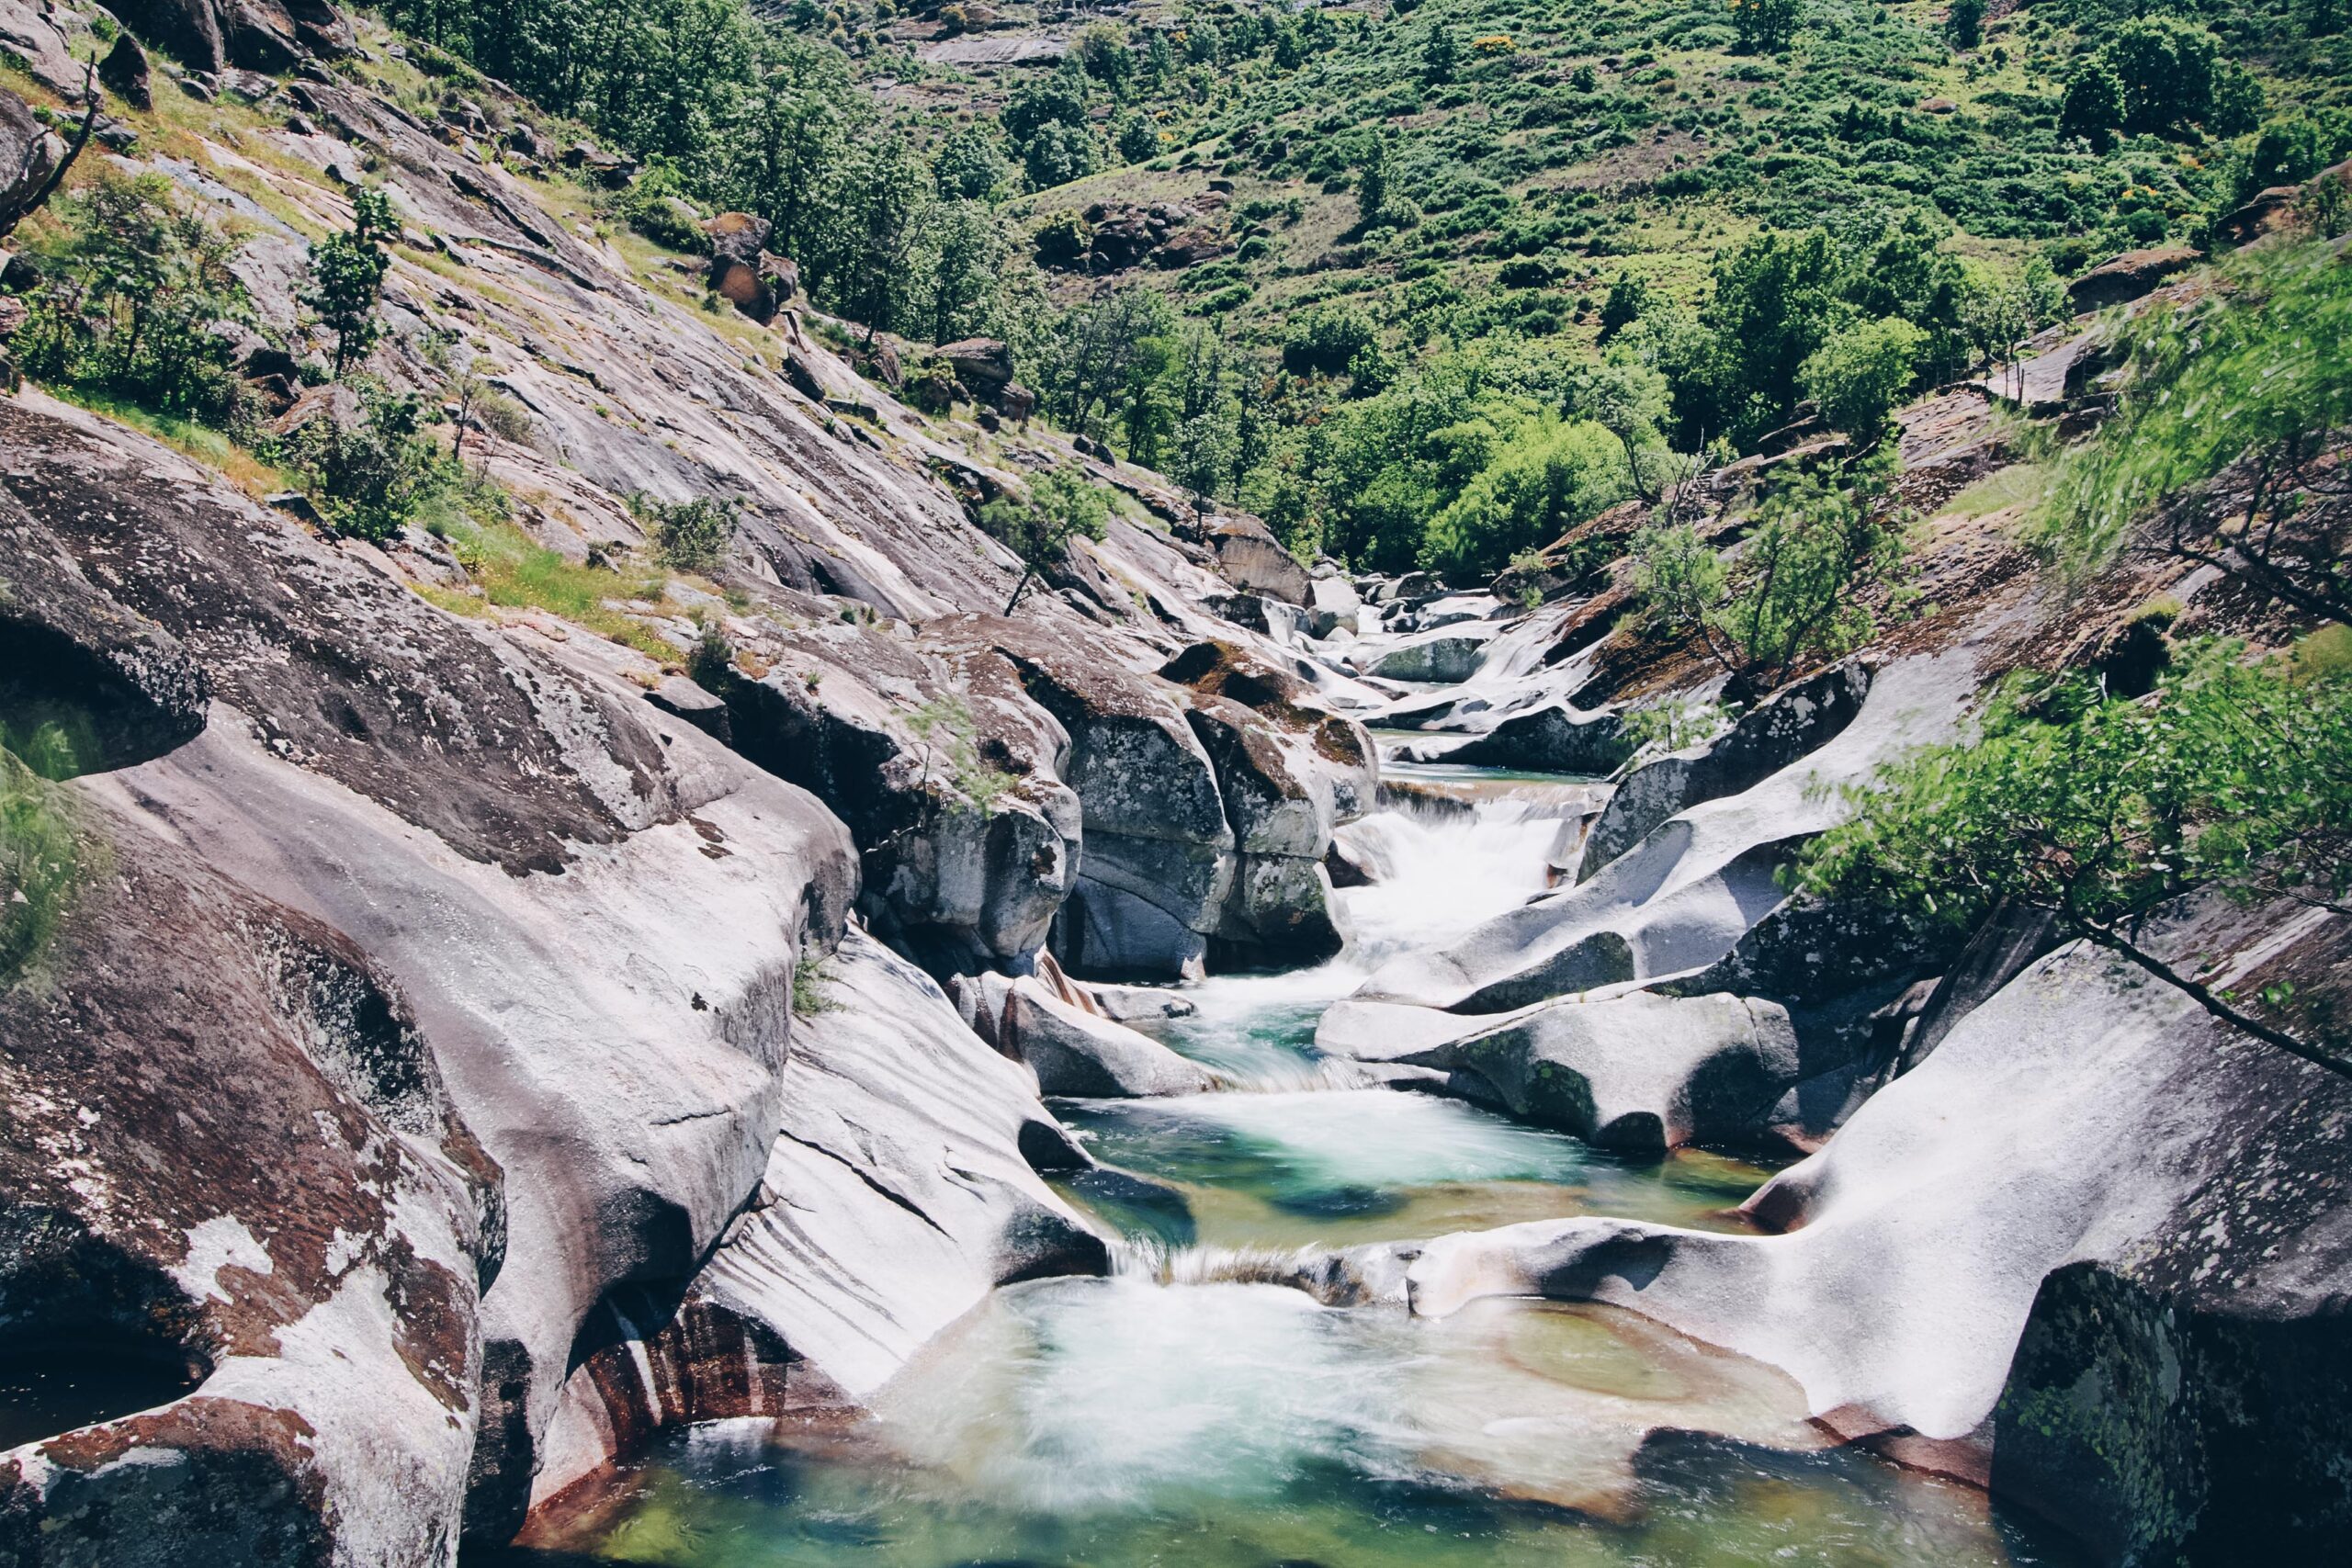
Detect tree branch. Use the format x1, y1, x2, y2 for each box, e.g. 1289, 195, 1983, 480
2075, 918, 2352, 1083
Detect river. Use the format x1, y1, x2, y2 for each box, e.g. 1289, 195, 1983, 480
511, 768, 2077, 1566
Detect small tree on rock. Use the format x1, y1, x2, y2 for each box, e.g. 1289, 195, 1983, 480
306, 188, 396, 379
984, 468, 1112, 614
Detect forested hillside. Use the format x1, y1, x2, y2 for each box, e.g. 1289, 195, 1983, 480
358, 0, 2349, 577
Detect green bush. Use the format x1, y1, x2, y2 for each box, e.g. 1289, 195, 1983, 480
1419, 416, 1626, 579
280, 384, 456, 545
1799, 316, 1928, 439
634, 493, 741, 573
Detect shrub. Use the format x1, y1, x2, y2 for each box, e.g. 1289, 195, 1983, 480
1419, 416, 1626, 579
980, 468, 1112, 613
634, 493, 741, 573
305, 187, 396, 378
0, 743, 83, 986
14, 171, 250, 426
1799, 316, 1928, 439
280, 384, 454, 545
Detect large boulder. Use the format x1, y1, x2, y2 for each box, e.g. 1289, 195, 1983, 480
1362, 625, 1498, 683
0, 86, 67, 228
1305, 574, 1362, 638
2065, 246, 2200, 312
1360, 655, 1973, 1010
1402, 990, 1802, 1151
1383, 893, 2352, 1556
1414, 700, 1630, 775
529, 928, 1106, 1481
950, 617, 1235, 979
964, 963, 1224, 1098
707, 621, 1083, 975
0, 393, 859, 1549
1202, 515, 1310, 606
1580, 663, 1871, 879
0, 778, 494, 1567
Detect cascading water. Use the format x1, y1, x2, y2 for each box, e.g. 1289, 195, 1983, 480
514, 757, 2080, 1567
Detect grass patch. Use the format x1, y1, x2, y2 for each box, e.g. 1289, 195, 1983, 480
417, 509, 679, 661
1, 745, 87, 987
1943, 460, 2054, 522
47, 385, 294, 496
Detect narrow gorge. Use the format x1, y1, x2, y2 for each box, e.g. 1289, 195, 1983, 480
1, 3, 2346, 1566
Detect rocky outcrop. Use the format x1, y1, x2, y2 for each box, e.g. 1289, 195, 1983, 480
0, 777, 493, 1567
531, 929, 1105, 1490
2065, 246, 2200, 312
959, 957, 1223, 1098
1580, 662, 1871, 879
1412, 698, 1630, 774
0, 393, 861, 1549
1401, 990, 1802, 1151
1202, 515, 1309, 605
1375, 895, 2351, 1557
1360, 625, 1498, 684
112, 0, 352, 74
1360, 654, 1972, 1010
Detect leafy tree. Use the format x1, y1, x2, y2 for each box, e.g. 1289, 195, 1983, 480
1566, 356, 1673, 500
282, 384, 454, 545
1797, 649, 2352, 1080
634, 492, 740, 571
1634, 463, 1915, 694
1356, 138, 1391, 232
1948, 0, 1984, 50
1420, 416, 1626, 578
1800, 316, 1927, 440
1695, 228, 1848, 445
1114, 112, 1160, 164
1421, 26, 1458, 85
306, 188, 397, 379
1730, 0, 1801, 53
1281, 303, 1383, 378
831, 140, 931, 343
14, 171, 251, 424
933, 123, 1008, 201
2060, 60, 2126, 148
1596, 273, 1653, 344
2031, 242, 2352, 625
984, 468, 1113, 614
1041, 285, 1174, 441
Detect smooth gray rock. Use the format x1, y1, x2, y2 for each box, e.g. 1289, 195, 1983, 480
1411, 991, 1801, 1150
1582, 663, 1871, 880
1363, 626, 1497, 683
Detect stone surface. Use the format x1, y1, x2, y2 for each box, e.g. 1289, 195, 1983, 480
2065, 246, 2201, 312
1377, 896, 2351, 1561
1406, 990, 1802, 1150
1361, 626, 1498, 684
1202, 515, 1309, 605
1580, 663, 1871, 880
1412, 700, 1630, 774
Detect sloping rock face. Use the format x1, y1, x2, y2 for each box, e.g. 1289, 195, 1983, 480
0, 394, 860, 1549
1579, 663, 1872, 880
1201, 516, 1309, 605
1410, 699, 1630, 774
669, 931, 1105, 1406
1384, 897, 2352, 1559
1160, 640, 1375, 966
0, 777, 492, 1567
957, 956, 1223, 1098
1359, 654, 1972, 1010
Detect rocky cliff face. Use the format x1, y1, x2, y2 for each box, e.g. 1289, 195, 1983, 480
0, 6, 1393, 1553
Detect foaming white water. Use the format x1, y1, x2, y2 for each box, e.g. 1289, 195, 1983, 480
1335, 797, 1566, 970
1108, 1236, 1330, 1288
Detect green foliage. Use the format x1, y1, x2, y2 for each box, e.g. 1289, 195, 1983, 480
633, 492, 741, 573
1635, 463, 1915, 691
281, 384, 455, 545
1800, 316, 1928, 439
981, 468, 1114, 614
13, 171, 250, 426
1730, 0, 1801, 53
791, 947, 840, 1015
306, 188, 397, 379
1796, 648, 2352, 1076
1947, 0, 1984, 51
620, 160, 707, 251
1621, 696, 1728, 758
0, 739, 84, 987
2060, 60, 2126, 149
1420, 416, 1628, 578
908, 692, 1012, 812
2030, 241, 2351, 615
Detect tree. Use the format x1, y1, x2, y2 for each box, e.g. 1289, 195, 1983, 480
2060, 61, 2125, 148
922, 200, 1007, 344
0, 59, 98, 239
1042, 285, 1174, 441
1799, 316, 1927, 440
1597, 273, 1652, 344
1420, 416, 1627, 578
832, 139, 931, 344
306, 187, 397, 379
1355, 138, 1391, 232
2105, 17, 2221, 135
1566, 356, 1672, 500
1700, 227, 1848, 444
1420, 26, 1458, 84
1114, 111, 1159, 164
14, 170, 250, 423
933, 122, 1008, 201
1633, 463, 1915, 694
1796, 649, 2352, 1081
984, 468, 1113, 614
2031, 242, 2352, 626
1947, 0, 1984, 49
1730, 0, 1801, 53
633, 492, 740, 571
282, 384, 453, 545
